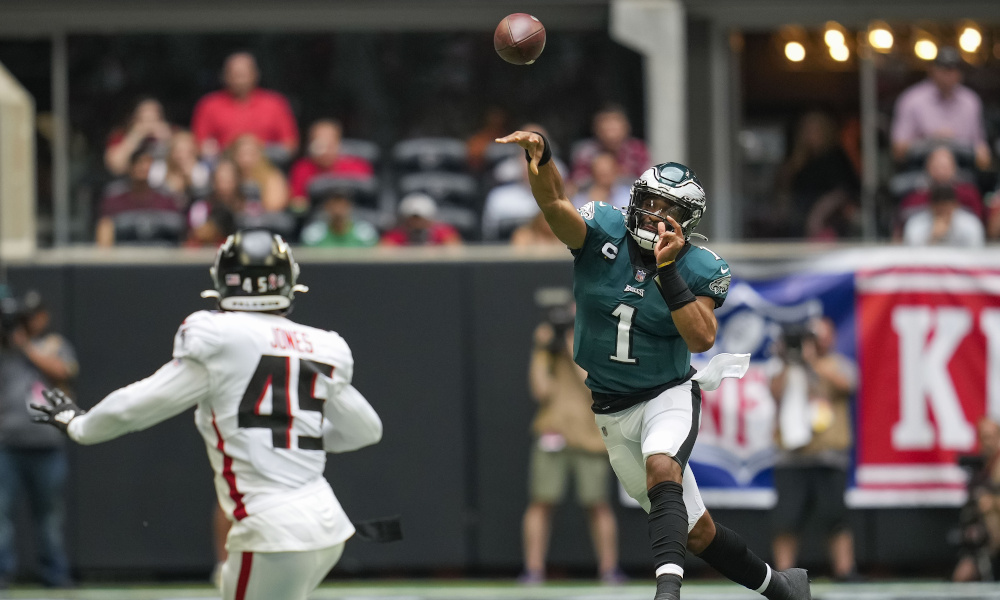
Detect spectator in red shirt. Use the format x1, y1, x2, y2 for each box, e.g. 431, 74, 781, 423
104, 98, 174, 176
288, 119, 374, 210
96, 146, 179, 246
570, 104, 649, 188
895, 145, 984, 239
191, 52, 299, 161
380, 193, 462, 246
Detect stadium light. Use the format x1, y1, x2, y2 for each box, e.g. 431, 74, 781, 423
785, 41, 806, 62
824, 22, 846, 48
868, 22, 894, 52
959, 25, 982, 53
830, 44, 850, 62
914, 39, 938, 61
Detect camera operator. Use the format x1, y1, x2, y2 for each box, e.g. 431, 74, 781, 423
519, 299, 623, 585
0, 291, 77, 588
952, 417, 1000, 582
767, 316, 858, 580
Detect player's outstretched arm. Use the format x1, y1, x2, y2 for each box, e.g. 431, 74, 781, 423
323, 384, 383, 453
33, 359, 210, 445
496, 131, 586, 249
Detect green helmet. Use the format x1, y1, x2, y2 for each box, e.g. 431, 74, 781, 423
625, 162, 707, 249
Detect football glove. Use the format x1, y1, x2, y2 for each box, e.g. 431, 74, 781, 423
30, 388, 85, 435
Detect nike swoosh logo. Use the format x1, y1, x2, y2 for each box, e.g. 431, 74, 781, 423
720, 267, 729, 274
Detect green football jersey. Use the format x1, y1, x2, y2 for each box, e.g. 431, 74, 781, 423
571, 201, 731, 413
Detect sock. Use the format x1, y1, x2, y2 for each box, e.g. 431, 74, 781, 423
647, 481, 688, 580
696, 522, 788, 599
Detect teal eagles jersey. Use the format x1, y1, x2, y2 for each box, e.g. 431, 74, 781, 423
571, 201, 731, 414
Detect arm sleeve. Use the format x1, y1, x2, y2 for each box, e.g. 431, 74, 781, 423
67, 358, 210, 445
570, 201, 619, 259
686, 247, 731, 308
321, 360, 383, 453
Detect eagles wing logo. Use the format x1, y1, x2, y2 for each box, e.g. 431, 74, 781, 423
578, 201, 595, 220
709, 275, 731, 295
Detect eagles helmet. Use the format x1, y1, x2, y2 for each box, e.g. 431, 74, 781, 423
626, 162, 707, 250
200, 229, 308, 312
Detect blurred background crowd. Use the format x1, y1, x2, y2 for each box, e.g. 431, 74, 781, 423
0, 20, 998, 250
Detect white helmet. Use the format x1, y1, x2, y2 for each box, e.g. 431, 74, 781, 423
625, 162, 707, 250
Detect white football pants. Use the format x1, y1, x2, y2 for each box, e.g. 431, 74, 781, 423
221, 543, 344, 600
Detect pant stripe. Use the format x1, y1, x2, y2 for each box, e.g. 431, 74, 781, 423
235, 552, 253, 600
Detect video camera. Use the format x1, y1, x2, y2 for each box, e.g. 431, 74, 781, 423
534, 287, 575, 354
778, 321, 817, 364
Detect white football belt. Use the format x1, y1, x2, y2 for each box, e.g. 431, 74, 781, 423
691, 353, 751, 391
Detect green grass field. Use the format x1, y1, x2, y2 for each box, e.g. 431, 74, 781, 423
2, 580, 1000, 600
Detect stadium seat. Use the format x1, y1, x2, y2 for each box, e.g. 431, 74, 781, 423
307, 176, 380, 209
397, 172, 479, 209
236, 211, 298, 241
482, 141, 523, 173
435, 205, 480, 242
392, 138, 468, 174
340, 138, 382, 171
112, 210, 186, 246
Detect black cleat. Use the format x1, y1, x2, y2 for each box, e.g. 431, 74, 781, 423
774, 568, 811, 600
653, 574, 682, 600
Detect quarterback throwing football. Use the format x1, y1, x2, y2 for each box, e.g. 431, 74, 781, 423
497, 131, 810, 600
33, 230, 383, 600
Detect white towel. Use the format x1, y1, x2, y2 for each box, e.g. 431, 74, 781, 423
692, 353, 751, 391
778, 364, 812, 450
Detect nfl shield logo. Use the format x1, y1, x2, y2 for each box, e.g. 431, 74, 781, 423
634, 269, 647, 283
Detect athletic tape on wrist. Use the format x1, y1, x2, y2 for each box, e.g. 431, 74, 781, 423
523, 132, 552, 167
656, 263, 696, 311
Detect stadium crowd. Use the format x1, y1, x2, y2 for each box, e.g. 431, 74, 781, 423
91, 48, 998, 248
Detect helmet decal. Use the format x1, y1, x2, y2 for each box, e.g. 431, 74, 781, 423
202, 229, 306, 312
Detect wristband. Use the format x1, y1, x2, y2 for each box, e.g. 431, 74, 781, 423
656, 262, 696, 312
657, 260, 674, 268
524, 132, 553, 167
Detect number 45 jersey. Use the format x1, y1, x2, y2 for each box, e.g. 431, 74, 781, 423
175, 310, 379, 551
572, 202, 731, 414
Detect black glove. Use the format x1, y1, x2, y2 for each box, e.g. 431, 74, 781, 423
31, 388, 85, 435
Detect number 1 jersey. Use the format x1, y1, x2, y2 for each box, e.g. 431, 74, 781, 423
571, 201, 731, 413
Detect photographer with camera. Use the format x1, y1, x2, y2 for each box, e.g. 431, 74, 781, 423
519, 298, 623, 585
0, 291, 77, 588
767, 316, 857, 580
952, 417, 1000, 581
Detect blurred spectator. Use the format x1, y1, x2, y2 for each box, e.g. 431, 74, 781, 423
774, 111, 860, 239
902, 184, 985, 247
520, 315, 622, 585
104, 97, 174, 176
891, 47, 991, 171
896, 145, 984, 233
380, 193, 462, 246
511, 213, 563, 247
288, 120, 375, 210
570, 104, 649, 187
952, 417, 1000, 582
191, 52, 299, 161
230, 134, 289, 212
768, 317, 857, 581
96, 145, 179, 247
149, 130, 212, 207
300, 191, 379, 248
467, 106, 510, 172
0, 291, 77, 588
185, 159, 254, 247
481, 157, 538, 242
570, 151, 630, 209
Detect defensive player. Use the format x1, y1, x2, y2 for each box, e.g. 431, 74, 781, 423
32, 230, 382, 600
497, 131, 810, 600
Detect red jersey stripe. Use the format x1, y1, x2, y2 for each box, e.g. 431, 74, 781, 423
211, 412, 248, 520
235, 552, 253, 600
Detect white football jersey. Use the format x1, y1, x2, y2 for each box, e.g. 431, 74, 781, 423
68, 309, 382, 552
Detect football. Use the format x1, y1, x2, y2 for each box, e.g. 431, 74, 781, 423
494, 13, 546, 65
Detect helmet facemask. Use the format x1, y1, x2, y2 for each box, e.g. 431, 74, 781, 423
626, 163, 707, 249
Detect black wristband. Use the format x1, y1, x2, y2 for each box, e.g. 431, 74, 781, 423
656, 263, 696, 312
524, 131, 553, 167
